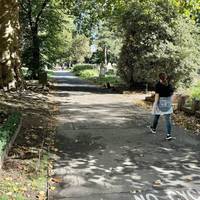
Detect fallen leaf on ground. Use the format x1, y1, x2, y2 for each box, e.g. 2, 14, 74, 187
184, 176, 193, 182
36, 191, 46, 200
20, 187, 28, 192
51, 177, 63, 183
152, 180, 162, 188
6, 192, 13, 196
50, 186, 56, 191
5, 177, 13, 181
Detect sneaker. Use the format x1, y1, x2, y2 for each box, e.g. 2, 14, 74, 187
166, 134, 172, 140
147, 126, 156, 134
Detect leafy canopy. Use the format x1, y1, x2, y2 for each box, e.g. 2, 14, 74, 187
117, 0, 200, 87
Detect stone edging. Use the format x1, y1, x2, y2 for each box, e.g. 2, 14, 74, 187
0, 117, 23, 169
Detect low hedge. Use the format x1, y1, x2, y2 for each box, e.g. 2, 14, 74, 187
72, 64, 96, 76
190, 82, 200, 100
93, 75, 123, 85
0, 112, 21, 154
79, 69, 99, 79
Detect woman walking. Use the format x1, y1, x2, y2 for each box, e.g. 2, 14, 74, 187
149, 72, 174, 140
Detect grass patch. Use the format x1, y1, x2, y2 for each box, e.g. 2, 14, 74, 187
0, 89, 54, 198
0, 181, 27, 200
0, 112, 21, 154
72, 64, 96, 76
78, 69, 123, 86
0, 154, 49, 199
189, 81, 200, 100
79, 69, 99, 79
46, 70, 54, 78
30, 154, 49, 190
92, 75, 123, 86
21, 67, 28, 77
0, 194, 25, 200
72, 64, 123, 86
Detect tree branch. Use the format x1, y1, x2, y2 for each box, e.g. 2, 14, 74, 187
35, 0, 49, 24
18, 0, 28, 13
27, 0, 33, 30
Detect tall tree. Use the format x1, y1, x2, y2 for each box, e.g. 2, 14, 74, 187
92, 22, 122, 65
0, 0, 22, 89
173, 0, 200, 21
19, 0, 50, 78
68, 0, 117, 38
39, 10, 75, 68
117, 0, 200, 87
70, 34, 92, 63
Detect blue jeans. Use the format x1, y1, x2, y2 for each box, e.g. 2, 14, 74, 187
152, 114, 172, 135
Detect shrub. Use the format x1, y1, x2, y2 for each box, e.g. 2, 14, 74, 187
72, 64, 96, 76
79, 69, 99, 79
95, 75, 123, 85
106, 69, 115, 76
117, 0, 200, 88
21, 67, 32, 79
72, 64, 123, 86
190, 82, 200, 100
0, 112, 21, 153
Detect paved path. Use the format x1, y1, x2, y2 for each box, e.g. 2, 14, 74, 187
49, 71, 200, 200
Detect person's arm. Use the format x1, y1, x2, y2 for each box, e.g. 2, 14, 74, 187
153, 93, 159, 110
168, 84, 174, 102
154, 93, 159, 105
154, 82, 160, 105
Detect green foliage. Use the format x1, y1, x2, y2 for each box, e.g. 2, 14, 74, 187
172, 0, 200, 21
0, 194, 25, 200
117, 0, 200, 87
90, 51, 104, 64
21, 67, 28, 76
94, 75, 123, 86
21, 67, 32, 79
70, 35, 92, 63
19, 0, 200, 83
72, 64, 123, 85
72, 64, 96, 76
69, 0, 110, 37
0, 154, 48, 197
91, 23, 122, 64
0, 112, 21, 153
40, 14, 75, 67
189, 81, 200, 100
46, 69, 54, 78
79, 69, 99, 79
20, 0, 74, 76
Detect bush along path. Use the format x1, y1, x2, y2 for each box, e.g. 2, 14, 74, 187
49, 71, 200, 200
0, 112, 22, 169
71, 64, 124, 88
0, 90, 57, 200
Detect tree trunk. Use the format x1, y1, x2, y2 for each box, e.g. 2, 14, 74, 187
129, 68, 135, 89
0, 0, 22, 90
31, 26, 40, 79
104, 46, 108, 66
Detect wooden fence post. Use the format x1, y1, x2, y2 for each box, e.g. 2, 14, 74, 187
192, 99, 200, 113
177, 95, 187, 111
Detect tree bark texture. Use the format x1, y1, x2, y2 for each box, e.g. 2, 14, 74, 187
0, 0, 21, 88
24, 0, 49, 78
31, 26, 40, 78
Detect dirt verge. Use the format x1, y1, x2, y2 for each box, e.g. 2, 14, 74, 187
0, 89, 57, 199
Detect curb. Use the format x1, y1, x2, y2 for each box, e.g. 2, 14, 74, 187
0, 117, 23, 169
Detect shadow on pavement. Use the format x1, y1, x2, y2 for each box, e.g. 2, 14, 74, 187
49, 71, 200, 200
49, 71, 120, 94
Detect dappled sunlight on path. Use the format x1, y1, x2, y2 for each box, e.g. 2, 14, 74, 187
49, 71, 200, 200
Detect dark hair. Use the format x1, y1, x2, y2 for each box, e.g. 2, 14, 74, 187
159, 72, 168, 86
